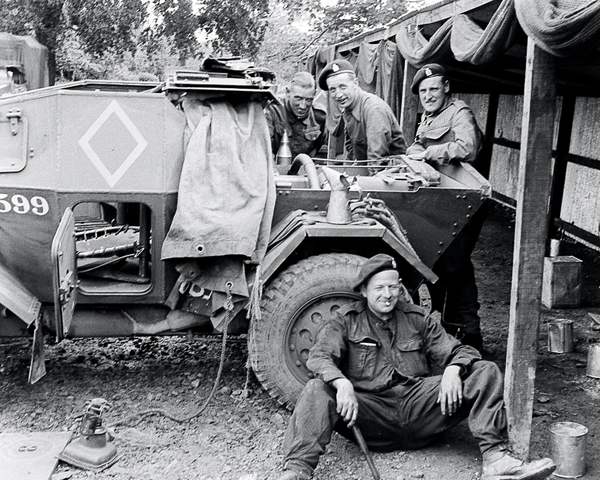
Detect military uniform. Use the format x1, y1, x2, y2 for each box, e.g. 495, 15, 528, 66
282, 299, 507, 478
407, 98, 486, 348
264, 98, 326, 159
343, 88, 406, 168
407, 98, 482, 165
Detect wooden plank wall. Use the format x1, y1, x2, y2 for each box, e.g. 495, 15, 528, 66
561, 98, 600, 238
458, 91, 600, 249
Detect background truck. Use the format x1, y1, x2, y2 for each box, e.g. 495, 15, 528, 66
0, 32, 49, 95
0, 70, 490, 409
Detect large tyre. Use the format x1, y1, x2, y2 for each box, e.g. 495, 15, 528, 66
249, 253, 366, 410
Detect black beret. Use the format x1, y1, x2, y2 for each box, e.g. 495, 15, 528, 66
318, 59, 355, 91
411, 63, 447, 94
353, 254, 399, 292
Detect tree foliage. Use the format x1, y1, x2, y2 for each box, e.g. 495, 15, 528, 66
0, 0, 272, 83
198, 0, 270, 57
257, 0, 408, 84
153, 0, 199, 64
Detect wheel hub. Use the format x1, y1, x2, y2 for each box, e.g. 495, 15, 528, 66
284, 293, 359, 383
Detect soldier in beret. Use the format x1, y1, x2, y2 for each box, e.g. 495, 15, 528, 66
319, 59, 406, 173
265, 71, 327, 160
276, 254, 555, 480
407, 63, 486, 351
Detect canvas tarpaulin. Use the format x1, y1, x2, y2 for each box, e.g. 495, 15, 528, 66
395, 0, 600, 67
396, 18, 453, 67
377, 40, 400, 106
356, 41, 379, 93
395, 0, 523, 67
515, 0, 600, 57
160, 96, 275, 331
451, 0, 524, 64
162, 97, 275, 263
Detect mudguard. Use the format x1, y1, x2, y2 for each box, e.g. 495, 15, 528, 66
262, 210, 438, 286
0, 262, 41, 327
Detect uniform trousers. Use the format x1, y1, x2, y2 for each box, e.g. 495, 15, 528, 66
283, 360, 506, 477
432, 201, 488, 337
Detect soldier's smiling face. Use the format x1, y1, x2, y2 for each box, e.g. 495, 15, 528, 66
327, 73, 359, 109
418, 76, 450, 114
361, 270, 401, 320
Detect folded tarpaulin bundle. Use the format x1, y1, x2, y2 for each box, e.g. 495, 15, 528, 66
161, 96, 275, 264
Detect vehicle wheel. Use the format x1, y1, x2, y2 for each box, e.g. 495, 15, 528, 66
249, 253, 366, 410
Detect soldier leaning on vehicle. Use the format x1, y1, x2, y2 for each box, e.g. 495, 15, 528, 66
265, 71, 327, 160
318, 59, 407, 173
406, 63, 487, 352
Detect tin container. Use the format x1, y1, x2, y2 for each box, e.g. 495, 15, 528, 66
549, 421, 588, 478
548, 319, 574, 353
586, 344, 600, 378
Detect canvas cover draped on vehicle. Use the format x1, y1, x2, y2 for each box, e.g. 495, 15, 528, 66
161, 95, 275, 331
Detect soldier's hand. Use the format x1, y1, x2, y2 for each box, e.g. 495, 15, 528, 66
437, 365, 463, 416
332, 378, 358, 427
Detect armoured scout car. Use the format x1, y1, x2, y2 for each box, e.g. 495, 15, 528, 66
0, 70, 490, 409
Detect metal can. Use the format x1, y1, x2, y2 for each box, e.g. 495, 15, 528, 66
586, 344, 600, 378
547, 319, 573, 354
549, 421, 588, 478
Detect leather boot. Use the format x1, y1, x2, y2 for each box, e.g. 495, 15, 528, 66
275, 469, 309, 480
482, 452, 556, 480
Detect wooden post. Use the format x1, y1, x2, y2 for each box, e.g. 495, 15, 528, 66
549, 95, 576, 243
505, 39, 556, 459
478, 92, 499, 178
400, 61, 419, 143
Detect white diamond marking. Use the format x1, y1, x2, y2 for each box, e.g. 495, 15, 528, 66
78, 100, 148, 188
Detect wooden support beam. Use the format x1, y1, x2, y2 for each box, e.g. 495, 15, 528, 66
549, 95, 576, 243
400, 61, 419, 143
478, 92, 499, 178
505, 39, 556, 459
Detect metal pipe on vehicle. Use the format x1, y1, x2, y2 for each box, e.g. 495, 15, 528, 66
287, 154, 320, 189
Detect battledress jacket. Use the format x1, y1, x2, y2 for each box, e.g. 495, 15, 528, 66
406, 98, 482, 166
343, 89, 407, 163
264, 98, 326, 159
306, 300, 481, 393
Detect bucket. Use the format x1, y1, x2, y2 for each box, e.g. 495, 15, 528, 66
586, 344, 600, 378
548, 319, 573, 353
549, 422, 587, 478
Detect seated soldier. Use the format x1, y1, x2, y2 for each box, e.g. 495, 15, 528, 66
276, 253, 556, 480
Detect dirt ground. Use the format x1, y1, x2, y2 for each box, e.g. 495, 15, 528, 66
2, 202, 600, 480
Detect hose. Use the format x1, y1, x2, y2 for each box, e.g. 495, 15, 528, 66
287, 154, 320, 189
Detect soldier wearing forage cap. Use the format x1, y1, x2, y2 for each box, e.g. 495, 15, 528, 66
276, 254, 555, 480
407, 63, 486, 352
319, 59, 407, 172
